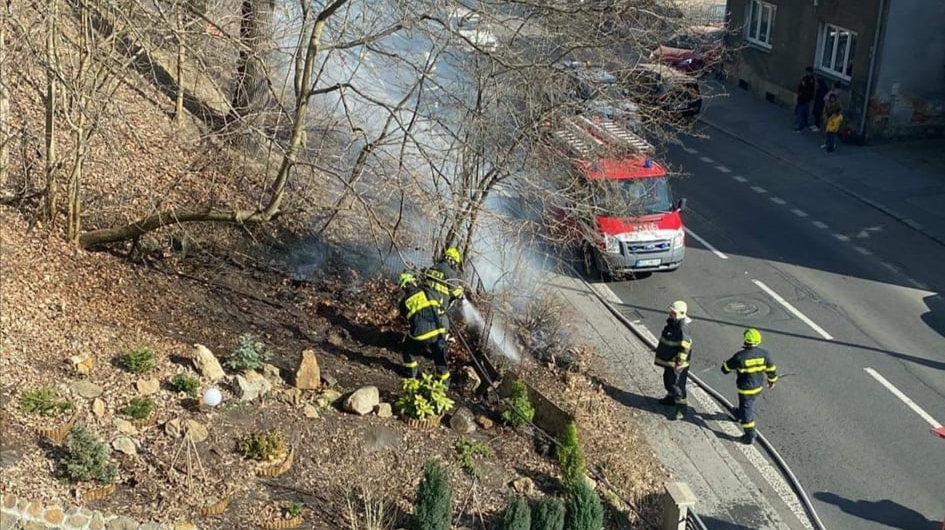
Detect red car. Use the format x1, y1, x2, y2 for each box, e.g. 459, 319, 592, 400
649, 25, 726, 75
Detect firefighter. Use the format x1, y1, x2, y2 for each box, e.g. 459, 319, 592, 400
422, 247, 466, 333
721, 328, 778, 445
654, 300, 692, 420
398, 271, 450, 385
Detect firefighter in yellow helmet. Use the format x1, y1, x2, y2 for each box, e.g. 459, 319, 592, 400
397, 271, 450, 384
653, 300, 692, 420
721, 328, 778, 445
422, 247, 466, 334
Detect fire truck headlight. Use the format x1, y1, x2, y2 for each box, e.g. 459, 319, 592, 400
673, 229, 685, 249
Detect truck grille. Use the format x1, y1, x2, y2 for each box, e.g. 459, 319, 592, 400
623, 240, 671, 254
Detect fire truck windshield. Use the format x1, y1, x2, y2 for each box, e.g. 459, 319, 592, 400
589, 176, 674, 216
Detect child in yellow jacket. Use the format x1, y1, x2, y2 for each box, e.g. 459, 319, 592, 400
824, 110, 843, 152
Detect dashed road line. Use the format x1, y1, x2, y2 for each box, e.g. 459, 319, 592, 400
905, 277, 929, 290
699, 156, 715, 164
812, 221, 829, 229
769, 197, 787, 205
865, 368, 942, 428
853, 246, 872, 256
790, 208, 808, 217
832, 233, 851, 242
683, 147, 699, 154
685, 228, 728, 260
715, 165, 732, 173
751, 279, 834, 340
750, 186, 767, 194
879, 262, 899, 273
733, 175, 748, 183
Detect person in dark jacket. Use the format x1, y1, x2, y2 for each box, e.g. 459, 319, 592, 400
721, 328, 778, 444
794, 67, 816, 132
423, 247, 465, 334
398, 271, 449, 383
654, 300, 693, 420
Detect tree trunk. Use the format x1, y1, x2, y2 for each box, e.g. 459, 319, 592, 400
44, 0, 60, 223
0, 9, 8, 189
174, 7, 184, 122
230, 0, 273, 147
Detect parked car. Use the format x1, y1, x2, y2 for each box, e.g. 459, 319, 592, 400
448, 7, 498, 52
627, 63, 703, 117
649, 25, 726, 75
552, 61, 643, 130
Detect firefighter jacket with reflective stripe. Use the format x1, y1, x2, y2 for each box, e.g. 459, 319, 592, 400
654, 317, 692, 368
721, 346, 778, 395
424, 261, 464, 310
399, 285, 446, 341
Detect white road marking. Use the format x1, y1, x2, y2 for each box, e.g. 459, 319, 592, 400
865, 368, 942, 428
769, 197, 787, 205
685, 228, 728, 259
812, 221, 829, 229
683, 147, 699, 154
790, 208, 808, 217
853, 246, 872, 256
750, 186, 767, 194
688, 387, 815, 530
715, 165, 732, 173
733, 175, 748, 183
751, 279, 834, 340
833, 233, 851, 242
905, 277, 929, 290
880, 262, 900, 273
699, 156, 715, 164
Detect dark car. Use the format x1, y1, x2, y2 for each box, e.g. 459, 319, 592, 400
627, 63, 703, 117
649, 25, 727, 75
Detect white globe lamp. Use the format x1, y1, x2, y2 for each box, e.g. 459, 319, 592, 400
202, 387, 223, 408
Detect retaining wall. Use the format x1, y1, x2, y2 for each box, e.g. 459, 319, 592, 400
0, 494, 197, 530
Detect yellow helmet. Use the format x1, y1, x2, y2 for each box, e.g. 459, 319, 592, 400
669, 300, 688, 318
398, 272, 416, 289
743, 328, 762, 346
444, 247, 461, 265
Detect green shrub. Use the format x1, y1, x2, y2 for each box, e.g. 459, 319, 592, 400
118, 346, 157, 373
169, 373, 200, 397
60, 426, 118, 485
225, 333, 273, 372
119, 397, 154, 420
395, 374, 455, 420
285, 502, 304, 518
564, 482, 603, 530
20, 387, 74, 417
238, 428, 287, 462
530, 497, 565, 530
411, 460, 452, 530
556, 422, 585, 490
454, 437, 492, 479
499, 494, 531, 530
501, 379, 535, 428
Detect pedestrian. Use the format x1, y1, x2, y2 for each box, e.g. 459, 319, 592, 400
793, 67, 816, 132
824, 107, 843, 152
811, 77, 829, 131
397, 271, 450, 385
721, 329, 778, 445
654, 300, 692, 420
422, 247, 466, 334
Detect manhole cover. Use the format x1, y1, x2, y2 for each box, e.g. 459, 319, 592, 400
701, 295, 773, 321
722, 300, 763, 317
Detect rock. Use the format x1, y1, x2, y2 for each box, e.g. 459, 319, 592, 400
71, 381, 103, 399
449, 407, 477, 434
315, 389, 342, 409
375, 403, 393, 418
115, 419, 138, 435
234, 370, 272, 402
184, 420, 208, 443
343, 386, 379, 415
280, 388, 302, 406
92, 398, 106, 418
510, 477, 536, 496
165, 419, 183, 438
192, 344, 225, 381
326, 330, 345, 347
320, 373, 337, 387
261, 363, 282, 383
303, 404, 319, 419
458, 365, 482, 394
135, 378, 160, 396
294, 350, 320, 390
475, 415, 494, 430
361, 425, 401, 453
112, 437, 137, 455
69, 354, 94, 375
583, 474, 597, 491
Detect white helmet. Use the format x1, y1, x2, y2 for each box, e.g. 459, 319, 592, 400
669, 300, 688, 318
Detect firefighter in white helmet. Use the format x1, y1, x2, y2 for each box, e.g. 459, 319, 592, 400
654, 300, 693, 420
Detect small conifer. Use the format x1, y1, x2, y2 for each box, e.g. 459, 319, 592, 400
499, 494, 531, 530
564, 482, 603, 530
412, 460, 452, 530
556, 421, 586, 489
530, 496, 565, 530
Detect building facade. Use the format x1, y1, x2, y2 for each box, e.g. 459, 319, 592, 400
726, 0, 945, 141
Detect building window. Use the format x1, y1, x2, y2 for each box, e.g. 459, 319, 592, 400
817, 24, 857, 79
745, 0, 776, 48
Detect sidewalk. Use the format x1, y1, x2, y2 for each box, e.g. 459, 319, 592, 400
699, 81, 945, 248
545, 274, 809, 530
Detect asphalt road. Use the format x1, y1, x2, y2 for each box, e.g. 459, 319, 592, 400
605, 125, 945, 530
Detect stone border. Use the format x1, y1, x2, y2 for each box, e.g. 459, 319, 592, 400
0, 493, 199, 530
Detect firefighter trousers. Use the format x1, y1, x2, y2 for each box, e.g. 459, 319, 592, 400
736, 393, 757, 439
402, 335, 449, 380
662, 366, 689, 411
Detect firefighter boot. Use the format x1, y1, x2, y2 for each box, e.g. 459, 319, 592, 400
673, 406, 686, 421
739, 432, 755, 445
657, 395, 675, 406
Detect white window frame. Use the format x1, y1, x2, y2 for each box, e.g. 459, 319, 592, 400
745, 0, 776, 49
816, 23, 857, 80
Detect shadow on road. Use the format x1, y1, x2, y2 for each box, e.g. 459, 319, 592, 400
922, 293, 945, 342
813, 491, 941, 530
